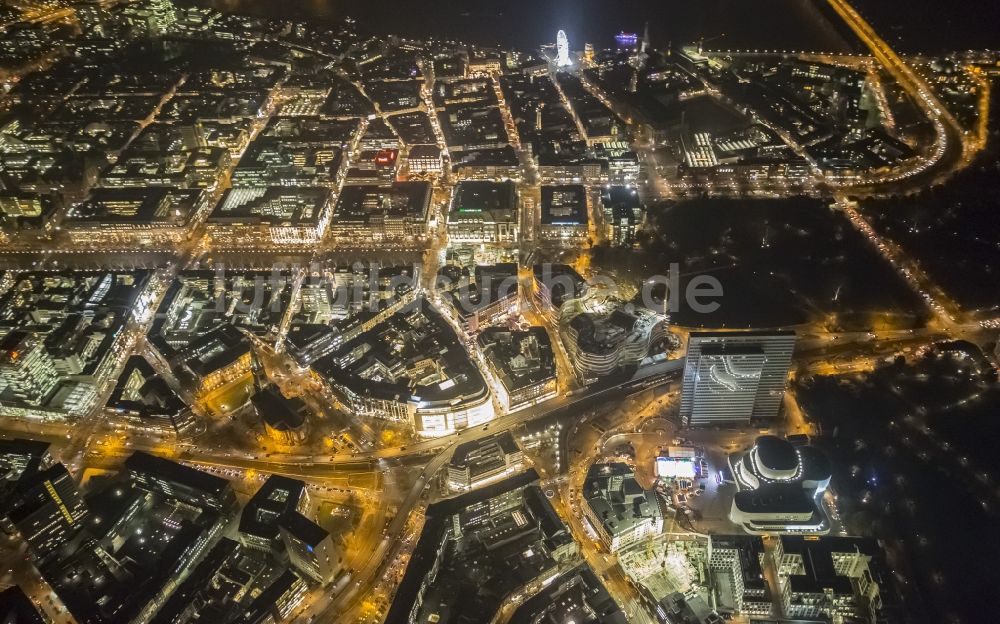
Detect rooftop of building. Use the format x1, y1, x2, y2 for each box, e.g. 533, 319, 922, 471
387, 469, 577, 623
442, 263, 519, 319
239, 474, 305, 543
180, 323, 252, 377
450, 145, 519, 168
583, 462, 663, 539
732, 481, 817, 515
0, 586, 45, 624
478, 326, 557, 393
252, 386, 307, 432
313, 296, 488, 407
66, 187, 202, 226
532, 263, 586, 308
509, 563, 627, 624
258, 115, 360, 144
278, 510, 329, 547
332, 181, 431, 223
106, 355, 186, 420
450, 430, 521, 472
452, 180, 518, 213
541, 184, 588, 225
125, 450, 230, 499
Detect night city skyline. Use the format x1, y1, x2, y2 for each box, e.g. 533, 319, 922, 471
0, 1, 998, 624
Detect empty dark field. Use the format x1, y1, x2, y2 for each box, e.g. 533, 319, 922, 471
593, 197, 928, 329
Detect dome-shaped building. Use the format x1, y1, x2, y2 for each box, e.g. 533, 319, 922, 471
729, 435, 833, 534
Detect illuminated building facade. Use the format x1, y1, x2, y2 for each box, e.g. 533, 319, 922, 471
65, 187, 204, 247
774, 536, 894, 622
559, 293, 667, 382
540, 184, 589, 242
279, 512, 337, 584
313, 297, 494, 437
556, 30, 571, 67
206, 186, 333, 246
1, 463, 88, 564
728, 436, 832, 534
582, 463, 664, 552
407, 144, 443, 175
681, 331, 796, 426
447, 431, 524, 492
477, 327, 557, 413
448, 180, 518, 244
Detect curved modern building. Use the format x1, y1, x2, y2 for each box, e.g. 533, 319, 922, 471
729, 436, 832, 534
558, 292, 667, 381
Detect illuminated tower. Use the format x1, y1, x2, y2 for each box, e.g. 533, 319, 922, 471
556, 30, 571, 67
149, 0, 177, 36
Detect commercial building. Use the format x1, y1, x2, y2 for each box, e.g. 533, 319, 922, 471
0, 438, 52, 482
775, 535, 898, 623
1, 463, 88, 563
478, 327, 558, 413
442, 263, 520, 334
231, 116, 357, 187
447, 180, 518, 244
329, 181, 432, 241
279, 511, 337, 584
559, 293, 668, 381
46, 457, 229, 624
0, 192, 60, 244
106, 356, 193, 437
313, 297, 494, 436
531, 264, 586, 324
147, 538, 244, 624
509, 563, 627, 624
231, 138, 345, 187
178, 323, 255, 396
708, 535, 772, 617
206, 186, 333, 245
125, 450, 236, 511
728, 436, 832, 534
582, 463, 664, 552
406, 144, 443, 175
345, 148, 400, 184
600, 185, 644, 247
285, 263, 419, 366
148, 270, 295, 355
0, 332, 59, 411
680, 331, 796, 426
540, 184, 589, 242
239, 475, 307, 554
387, 470, 578, 623
451, 146, 520, 180
64, 187, 205, 246
0, 586, 46, 624
241, 570, 308, 624
100, 147, 232, 190
0, 271, 155, 420
446, 431, 524, 492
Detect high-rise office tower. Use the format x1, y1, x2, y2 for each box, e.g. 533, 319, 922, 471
3, 464, 88, 562
0, 331, 60, 406
681, 331, 796, 426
